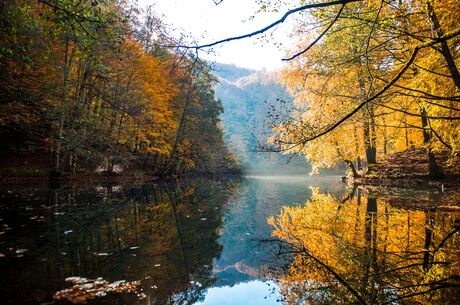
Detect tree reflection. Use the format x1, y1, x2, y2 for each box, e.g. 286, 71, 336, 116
269, 187, 460, 305
0, 178, 239, 304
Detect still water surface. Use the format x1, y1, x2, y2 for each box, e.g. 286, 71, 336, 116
0, 176, 458, 304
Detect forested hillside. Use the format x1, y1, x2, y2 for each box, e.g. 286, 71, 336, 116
0, 1, 237, 178
214, 63, 310, 175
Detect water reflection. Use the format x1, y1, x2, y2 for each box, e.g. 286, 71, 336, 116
1, 177, 458, 304
0, 179, 239, 304
270, 187, 460, 305
198, 176, 346, 304
212, 176, 345, 287
196, 280, 280, 305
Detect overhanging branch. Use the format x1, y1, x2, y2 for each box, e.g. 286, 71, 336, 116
283, 4, 346, 61
176, 0, 362, 50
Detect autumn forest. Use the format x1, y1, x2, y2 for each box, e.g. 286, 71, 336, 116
1, 0, 238, 179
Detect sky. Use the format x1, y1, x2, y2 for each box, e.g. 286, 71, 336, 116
138, 0, 294, 70
195, 280, 279, 305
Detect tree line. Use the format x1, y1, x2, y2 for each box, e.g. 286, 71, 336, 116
0, 0, 238, 177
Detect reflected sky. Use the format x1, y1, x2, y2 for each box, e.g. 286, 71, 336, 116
204, 175, 347, 296
196, 280, 279, 305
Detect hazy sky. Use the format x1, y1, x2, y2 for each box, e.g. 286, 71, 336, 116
138, 0, 294, 70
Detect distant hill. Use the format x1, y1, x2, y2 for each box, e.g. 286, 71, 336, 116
212, 63, 253, 82
213, 63, 310, 175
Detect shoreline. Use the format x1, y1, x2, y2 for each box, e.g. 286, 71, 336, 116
0, 171, 243, 186
345, 175, 460, 191
2, 171, 459, 190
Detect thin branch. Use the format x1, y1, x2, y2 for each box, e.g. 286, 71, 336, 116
37, 0, 104, 23
283, 4, 346, 61
379, 103, 460, 120
299, 246, 369, 305
396, 91, 460, 105
430, 126, 453, 151
382, 285, 458, 305
432, 225, 460, 255
177, 0, 362, 50
364, 0, 384, 98
373, 75, 460, 103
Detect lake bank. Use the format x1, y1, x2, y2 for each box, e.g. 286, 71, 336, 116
0, 171, 243, 186
350, 175, 460, 190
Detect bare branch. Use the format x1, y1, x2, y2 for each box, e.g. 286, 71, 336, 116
364, 0, 384, 98
380, 103, 460, 120
430, 126, 453, 151
177, 0, 362, 50
283, 4, 346, 61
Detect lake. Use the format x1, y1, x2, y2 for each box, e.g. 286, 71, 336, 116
0, 176, 458, 304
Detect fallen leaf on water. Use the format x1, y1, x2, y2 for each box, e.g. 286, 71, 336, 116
54, 277, 141, 304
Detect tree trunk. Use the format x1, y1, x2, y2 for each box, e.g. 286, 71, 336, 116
356, 156, 362, 171
427, 3, 460, 91
345, 160, 359, 178
404, 116, 409, 149
364, 119, 377, 165
382, 118, 388, 156
420, 107, 444, 179
164, 83, 193, 176
423, 209, 434, 270
55, 36, 75, 172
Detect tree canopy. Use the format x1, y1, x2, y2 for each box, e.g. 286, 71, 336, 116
0, 0, 238, 176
